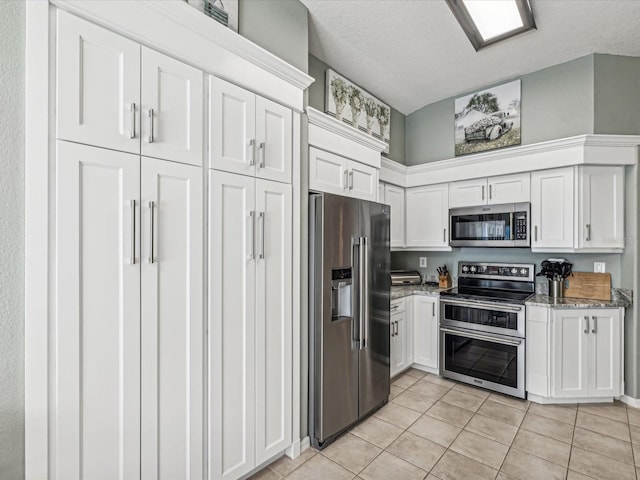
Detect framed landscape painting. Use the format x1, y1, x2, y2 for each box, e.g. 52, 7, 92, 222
454, 79, 521, 156
325, 69, 391, 152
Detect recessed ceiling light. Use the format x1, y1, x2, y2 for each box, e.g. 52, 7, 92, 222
445, 0, 536, 51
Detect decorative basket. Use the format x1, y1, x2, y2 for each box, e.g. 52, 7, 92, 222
204, 0, 229, 27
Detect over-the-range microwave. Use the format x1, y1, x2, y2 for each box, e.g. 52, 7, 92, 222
449, 202, 530, 247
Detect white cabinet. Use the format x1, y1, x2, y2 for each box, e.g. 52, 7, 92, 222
55, 141, 204, 479
405, 183, 449, 249
551, 309, 622, 399
209, 171, 292, 480
210, 77, 292, 183
449, 173, 530, 208
390, 298, 407, 378
309, 147, 378, 201
577, 166, 625, 250
378, 182, 385, 203
413, 296, 439, 372
57, 11, 203, 164
382, 183, 406, 248
531, 167, 574, 250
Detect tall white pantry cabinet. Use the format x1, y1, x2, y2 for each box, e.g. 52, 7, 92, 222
26, 3, 312, 480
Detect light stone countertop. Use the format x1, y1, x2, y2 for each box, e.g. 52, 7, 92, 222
390, 284, 448, 300
525, 290, 632, 309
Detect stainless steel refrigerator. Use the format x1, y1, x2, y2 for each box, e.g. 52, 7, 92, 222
309, 192, 390, 449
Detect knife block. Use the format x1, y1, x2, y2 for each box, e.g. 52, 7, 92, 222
439, 274, 452, 289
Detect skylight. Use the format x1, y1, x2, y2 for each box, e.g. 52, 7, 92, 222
446, 0, 536, 51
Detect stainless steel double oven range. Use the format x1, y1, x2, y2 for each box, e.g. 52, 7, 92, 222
439, 262, 535, 399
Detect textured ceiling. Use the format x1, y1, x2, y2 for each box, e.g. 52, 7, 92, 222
301, 0, 640, 115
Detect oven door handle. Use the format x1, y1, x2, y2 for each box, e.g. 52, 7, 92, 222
441, 299, 523, 313
440, 327, 523, 346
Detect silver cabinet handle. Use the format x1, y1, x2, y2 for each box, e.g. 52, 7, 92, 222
343, 170, 349, 191
147, 108, 154, 143
432, 303, 435, 317
586, 224, 591, 241
440, 327, 522, 346
534, 225, 538, 242
584, 316, 589, 334
442, 298, 522, 312
489, 184, 492, 200
391, 305, 399, 311
130, 200, 136, 264
130, 103, 136, 139
395, 320, 398, 336
248, 139, 255, 166
482, 184, 485, 200
248, 211, 255, 260
148, 201, 155, 264
258, 211, 265, 259
591, 315, 597, 334
258, 142, 265, 168
348, 171, 354, 191
391, 322, 395, 337
443, 228, 447, 243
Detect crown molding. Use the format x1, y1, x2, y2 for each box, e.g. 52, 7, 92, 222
307, 107, 388, 154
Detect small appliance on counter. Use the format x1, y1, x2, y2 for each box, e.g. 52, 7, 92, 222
390, 270, 422, 285
437, 265, 452, 288
537, 258, 573, 298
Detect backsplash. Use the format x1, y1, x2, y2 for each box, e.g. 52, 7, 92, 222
391, 249, 623, 288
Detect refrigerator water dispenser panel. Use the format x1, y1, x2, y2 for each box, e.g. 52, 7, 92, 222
331, 268, 352, 320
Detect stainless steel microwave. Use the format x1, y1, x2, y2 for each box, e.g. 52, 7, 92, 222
449, 202, 530, 247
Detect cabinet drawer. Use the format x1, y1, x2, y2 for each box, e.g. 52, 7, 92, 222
390, 298, 406, 314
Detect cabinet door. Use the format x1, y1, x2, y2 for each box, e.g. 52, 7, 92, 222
55, 141, 141, 478
531, 167, 574, 249
449, 178, 487, 208
141, 48, 204, 166
390, 312, 406, 377
210, 76, 256, 175
209, 171, 256, 480
406, 184, 449, 248
255, 96, 292, 183
385, 184, 405, 248
309, 147, 347, 196
255, 180, 292, 464
378, 182, 385, 203
57, 11, 140, 154
588, 310, 621, 397
141, 158, 204, 479
551, 310, 589, 398
578, 166, 624, 249
348, 160, 378, 201
488, 172, 531, 204
413, 296, 438, 370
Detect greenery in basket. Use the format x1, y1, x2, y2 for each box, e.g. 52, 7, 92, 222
364, 97, 377, 117
330, 77, 348, 119
376, 105, 390, 127
348, 86, 364, 127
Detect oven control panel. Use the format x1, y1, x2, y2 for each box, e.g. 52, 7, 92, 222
458, 262, 535, 282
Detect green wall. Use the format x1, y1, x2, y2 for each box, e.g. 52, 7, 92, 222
308, 54, 407, 164
239, 0, 309, 73
594, 55, 640, 135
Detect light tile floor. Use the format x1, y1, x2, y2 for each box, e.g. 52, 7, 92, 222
251, 368, 640, 480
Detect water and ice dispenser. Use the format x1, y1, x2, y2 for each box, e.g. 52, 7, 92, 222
331, 268, 352, 320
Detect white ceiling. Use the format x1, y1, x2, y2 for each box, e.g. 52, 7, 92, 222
301, 0, 640, 115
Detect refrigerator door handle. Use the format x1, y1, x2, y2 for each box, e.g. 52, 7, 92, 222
357, 236, 367, 350
362, 236, 369, 349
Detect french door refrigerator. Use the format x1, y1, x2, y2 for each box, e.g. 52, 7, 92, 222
309, 192, 391, 449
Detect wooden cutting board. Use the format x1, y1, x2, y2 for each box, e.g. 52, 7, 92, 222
563, 272, 611, 300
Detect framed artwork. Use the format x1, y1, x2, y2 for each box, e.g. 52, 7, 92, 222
454, 79, 521, 156
186, 0, 239, 32
325, 69, 390, 152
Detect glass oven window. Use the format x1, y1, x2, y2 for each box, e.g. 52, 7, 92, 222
443, 332, 518, 388
444, 304, 518, 330
451, 213, 510, 241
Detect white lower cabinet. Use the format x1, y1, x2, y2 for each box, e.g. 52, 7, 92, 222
413, 296, 439, 371
55, 141, 204, 478
209, 170, 292, 480
390, 298, 407, 378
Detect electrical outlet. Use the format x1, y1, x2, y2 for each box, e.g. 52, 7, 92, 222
594, 262, 606, 273
419, 257, 427, 268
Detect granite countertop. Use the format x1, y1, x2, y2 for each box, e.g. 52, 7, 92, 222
525, 289, 633, 309
391, 284, 448, 300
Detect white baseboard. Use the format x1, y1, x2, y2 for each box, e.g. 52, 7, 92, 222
620, 395, 640, 408
410, 363, 438, 375
285, 436, 311, 459
300, 436, 311, 452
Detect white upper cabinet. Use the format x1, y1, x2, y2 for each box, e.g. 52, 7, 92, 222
141, 48, 204, 166
378, 182, 385, 203
384, 184, 406, 248
577, 166, 624, 250
449, 173, 530, 208
405, 183, 449, 249
309, 147, 377, 201
57, 10, 140, 154
531, 167, 574, 250
210, 76, 292, 182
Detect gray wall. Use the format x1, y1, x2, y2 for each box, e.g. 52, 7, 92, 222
239, 0, 309, 73
0, 1, 25, 478
405, 55, 596, 165
594, 55, 640, 135
307, 54, 407, 164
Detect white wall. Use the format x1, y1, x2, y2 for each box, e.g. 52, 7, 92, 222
0, 1, 25, 477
